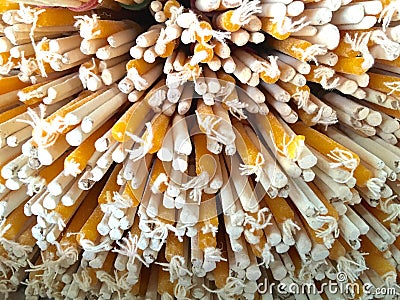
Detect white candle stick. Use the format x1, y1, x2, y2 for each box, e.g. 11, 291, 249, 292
64, 87, 119, 125
6, 126, 31, 148
0, 186, 28, 217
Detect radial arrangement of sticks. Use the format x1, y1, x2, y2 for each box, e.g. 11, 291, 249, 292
0, 0, 399, 299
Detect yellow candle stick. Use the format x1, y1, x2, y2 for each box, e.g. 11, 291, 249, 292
215, 10, 242, 32
35, 8, 84, 27
328, 239, 346, 261
278, 81, 310, 98
64, 118, 113, 176
261, 18, 291, 40
193, 42, 214, 64
141, 113, 170, 154
0, 52, 18, 66
297, 108, 319, 127
195, 21, 213, 43
1, 201, 31, 241
78, 205, 104, 245
360, 236, 397, 284
38, 150, 71, 184
213, 231, 229, 289
0, 75, 30, 95
333, 56, 368, 75
259, 68, 280, 84
157, 264, 176, 297
266, 112, 305, 161
232, 120, 263, 171
50, 180, 103, 241
163, 0, 180, 19
150, 158, 168, 194
263, 195, 294, 224
57, 183, 99, 249
215, 0, 261, 32
0, 104, 31, 124
97, 164, 123, 205
353, 163, 374, 187
122, 183, 141, 207
332, 30, 373, 57
368, 72, 400, 98
0, 1, 18, 12
16, 222, 37, 248
111, 102, 145, 142
159, 40, 177, 58
291, 122, 360, 174
126, 58, 155, 75
307, 182, 339, 221
287, 246, 303, 279
165, 233, 184, 262
121, 101, 153, 141
269, 37, 327, 63
193, 133, 217, 178
303, 65, 337, 87
198, 193, 218, 251
78, 16, 132, 40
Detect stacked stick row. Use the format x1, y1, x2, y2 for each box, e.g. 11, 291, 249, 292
0, 0, 398, 299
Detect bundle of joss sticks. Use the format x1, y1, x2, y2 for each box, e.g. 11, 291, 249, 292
0, 0, 398, 299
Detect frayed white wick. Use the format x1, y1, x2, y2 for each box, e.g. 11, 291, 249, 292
78, 237, 113, 253
291, 44, 327, 65
243, 207, 272, 232
152, 173, 169, 194
239, 152, 265, 182
125, 122, 154, 162
231, 0, 262, 26
337, 251, 368, 282
327, 148, 358, 183
140, 219, 178, 251
371, 30, 400, 60
274, 16, 310, 36
157, 256, 192, 283
380, 196, 400, 222
196, 110, 235, 146
202, 276, 244, 299
17, 104, 60, 149
174, 283, 193, 300
201, 221, 218, 237
281, 219, 300, 244
315, 215, 339, 249
223, 98, 248, 120
270, 131, 305, 162
344, 32, 374, 70
113, 232, 146, 264
181, 171, 209, 204
379, 0, 400, 31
